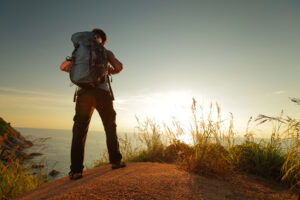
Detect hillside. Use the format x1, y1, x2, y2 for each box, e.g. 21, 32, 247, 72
0, 117, 32, 161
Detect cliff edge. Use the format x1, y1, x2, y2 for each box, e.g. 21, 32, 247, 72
0, 117, 32, 161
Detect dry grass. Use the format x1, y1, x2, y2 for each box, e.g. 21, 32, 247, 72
255, 98, 300, 188
94, 97, 299, 198
0, 135, 45, 200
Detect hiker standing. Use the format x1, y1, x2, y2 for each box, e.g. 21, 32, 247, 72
60, 29, 126, 180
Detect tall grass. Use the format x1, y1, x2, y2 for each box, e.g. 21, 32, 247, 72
0, 156, 43, 200
0, 136, 44, 200
94, 97, 299, 191
255, 97, 300, 188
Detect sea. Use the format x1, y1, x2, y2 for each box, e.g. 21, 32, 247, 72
15, 127, 293, 182
16, 127, 113, 181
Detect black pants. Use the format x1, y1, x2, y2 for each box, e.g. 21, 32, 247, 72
70, 88, 122, 173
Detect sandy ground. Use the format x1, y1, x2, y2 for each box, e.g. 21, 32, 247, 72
15, 162, 298, 200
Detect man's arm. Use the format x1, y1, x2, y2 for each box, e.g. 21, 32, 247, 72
106, 50, 123, 75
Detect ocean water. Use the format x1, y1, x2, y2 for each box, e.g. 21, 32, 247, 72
16, 127, 111, 180
15, 127, 293, 182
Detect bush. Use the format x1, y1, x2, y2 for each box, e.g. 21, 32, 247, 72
185, 143, 230, 177
228, 141, 285, 179
163, 139, 194, 163
255, 97, 300, 188
94, 98, 299, 191
0, 156, 43, 199
0, 130, 45, 199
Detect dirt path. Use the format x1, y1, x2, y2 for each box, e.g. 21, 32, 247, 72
15, 162, 297, 200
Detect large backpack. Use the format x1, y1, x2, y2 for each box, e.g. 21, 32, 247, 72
69, 31, 108, 88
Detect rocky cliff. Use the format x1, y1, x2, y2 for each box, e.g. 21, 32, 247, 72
0, 117, 33, 162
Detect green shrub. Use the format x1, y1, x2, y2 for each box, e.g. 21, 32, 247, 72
0, 157, 43, 199
186, 143, 230, 177
228, 140, 285, 179
94, 98, 299, 191
163, 139, 194, 163
255, 98, 300, 188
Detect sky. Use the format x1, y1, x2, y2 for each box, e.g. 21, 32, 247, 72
0, 0, 299, 136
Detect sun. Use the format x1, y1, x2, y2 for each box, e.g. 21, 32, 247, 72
144, 91, 196, 144
118, 90, 211, 144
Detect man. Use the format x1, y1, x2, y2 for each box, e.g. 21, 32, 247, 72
61, 28, 125, 180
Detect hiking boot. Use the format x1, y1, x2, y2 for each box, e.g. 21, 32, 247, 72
111, 161, 126, 170
69, 171, 83, 180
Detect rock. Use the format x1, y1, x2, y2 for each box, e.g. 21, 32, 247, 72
0, 117, 33, 162
49, 170, 59, 176
29, 152, 43, 157
23, 140, 33, 148
20, 152, 31, 159
31, 164, 44, 168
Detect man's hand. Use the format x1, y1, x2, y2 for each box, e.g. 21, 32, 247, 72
60, 60, 71, 73
108, 65, 123, 75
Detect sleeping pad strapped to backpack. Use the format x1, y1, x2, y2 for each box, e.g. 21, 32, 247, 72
69, 31, 108, 88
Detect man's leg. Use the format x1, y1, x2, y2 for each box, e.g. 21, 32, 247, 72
70, 90, 95, 173
95, 90, 122, 164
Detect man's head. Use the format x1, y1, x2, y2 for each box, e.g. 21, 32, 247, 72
92, 28, 107, 46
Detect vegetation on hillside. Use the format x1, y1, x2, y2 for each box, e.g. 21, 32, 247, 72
95, 97, 300, 198
0, 118, 44, 200
1, 96, 299, 199
0, 118, 33, 162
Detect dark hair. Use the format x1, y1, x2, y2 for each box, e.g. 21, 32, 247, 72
92, 28, 107, 43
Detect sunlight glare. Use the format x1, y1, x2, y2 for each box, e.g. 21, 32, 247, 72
142, 91, 198, 144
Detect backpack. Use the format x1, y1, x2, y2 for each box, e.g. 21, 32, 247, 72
69, 31, 108, 88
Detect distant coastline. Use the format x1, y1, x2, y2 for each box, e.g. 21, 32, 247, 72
15, 127, 108, 180
0, 117, 33, 162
